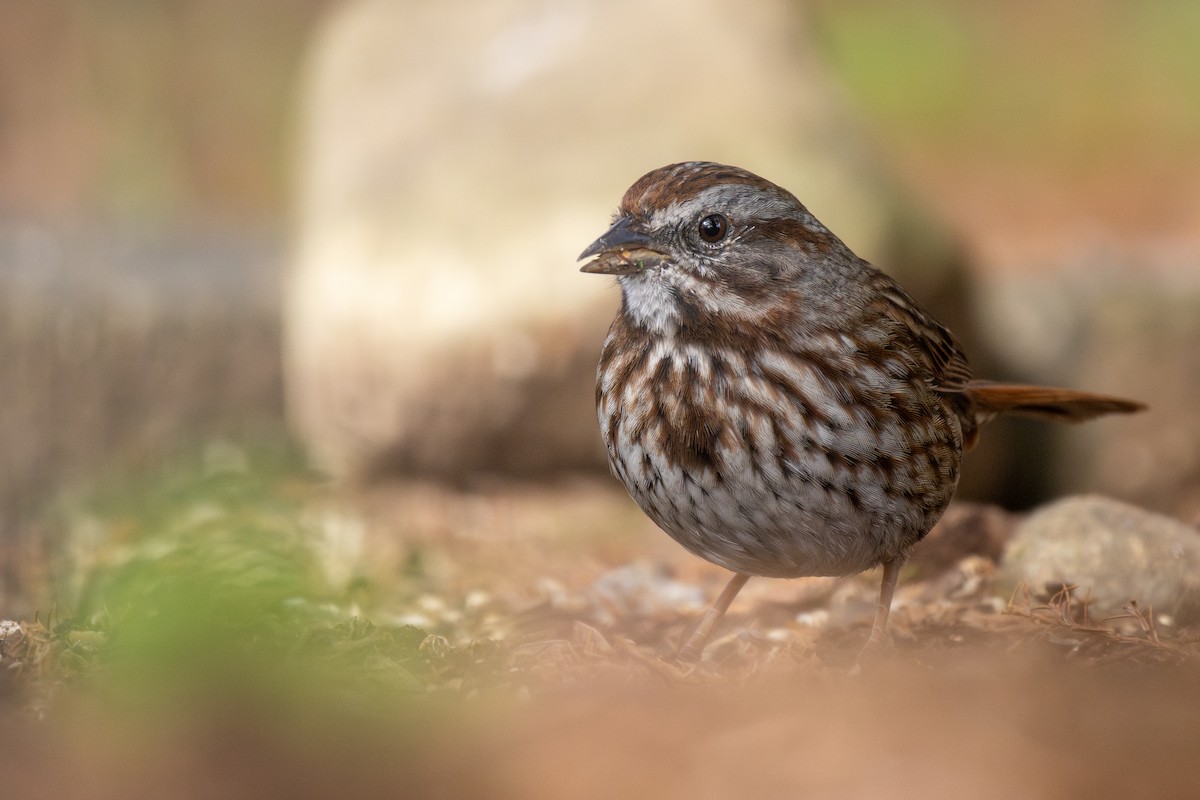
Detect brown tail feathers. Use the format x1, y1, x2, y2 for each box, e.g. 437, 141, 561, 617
965, 380, 1146, 423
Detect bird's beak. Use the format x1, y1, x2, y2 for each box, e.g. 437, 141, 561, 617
578, 216, 667, 275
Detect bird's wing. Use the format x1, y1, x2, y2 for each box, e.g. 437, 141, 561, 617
868, 274, 973, 392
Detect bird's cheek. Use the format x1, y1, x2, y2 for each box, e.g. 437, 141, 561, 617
714, 263, 779, 304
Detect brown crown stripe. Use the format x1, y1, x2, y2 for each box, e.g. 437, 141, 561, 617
620, 162, 794, 217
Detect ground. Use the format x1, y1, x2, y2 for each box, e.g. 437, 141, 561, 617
3, 448, 1199, 798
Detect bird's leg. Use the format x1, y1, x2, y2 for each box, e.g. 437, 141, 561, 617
676, 572, 750, 662
865, 557, 903, 648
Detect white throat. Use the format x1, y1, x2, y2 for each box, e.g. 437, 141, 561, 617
617, 272, 681, 334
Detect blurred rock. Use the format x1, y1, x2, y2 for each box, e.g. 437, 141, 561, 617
908, 502, 1017, 577
285, 0, 984, 481
998, 495, 1200, 623
588, 562, 706, 625
979, 260, 1200, 517
914, 555, 997, 606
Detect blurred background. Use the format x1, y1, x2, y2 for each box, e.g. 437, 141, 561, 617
4, 0, 1200, 605
2, 1, 1200, 795
1, 0, 1198, 608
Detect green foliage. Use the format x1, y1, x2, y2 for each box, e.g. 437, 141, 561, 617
36, 439, 478, 717
815, 5, 972, 131
811, 1, 1200, 165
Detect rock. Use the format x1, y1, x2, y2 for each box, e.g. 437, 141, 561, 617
284, 0, 980, 481
978, 262, 1200, 517
587, 562, 707, 626
908, 502, 1017, 577
998, 495, 1200, 624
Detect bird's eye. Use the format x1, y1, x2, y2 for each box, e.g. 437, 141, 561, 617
697, 213, 729, 244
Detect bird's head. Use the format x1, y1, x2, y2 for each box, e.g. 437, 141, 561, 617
579, 162, 850, 332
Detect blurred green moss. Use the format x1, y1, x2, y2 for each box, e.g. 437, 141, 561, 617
30, 439, 487, 717
811, 1, 1200, 166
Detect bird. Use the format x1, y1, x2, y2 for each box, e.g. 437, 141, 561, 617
578, 161, 1145, 660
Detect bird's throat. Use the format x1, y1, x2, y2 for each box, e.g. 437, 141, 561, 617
618, 272, 684, 335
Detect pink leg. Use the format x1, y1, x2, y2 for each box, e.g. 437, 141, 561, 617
676, 572, 751, 662
865, 558, 902, 648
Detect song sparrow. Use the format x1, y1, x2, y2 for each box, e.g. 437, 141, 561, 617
580, 162, 1144, 659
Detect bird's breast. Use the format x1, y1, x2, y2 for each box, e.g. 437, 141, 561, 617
595, 326, 963, 577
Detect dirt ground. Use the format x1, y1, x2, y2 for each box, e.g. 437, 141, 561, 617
4, 477, 1200, 799
288, 481, 1200, 798
21, 482, 1200, 800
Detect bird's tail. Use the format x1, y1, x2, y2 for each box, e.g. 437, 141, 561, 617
964, 380, 1146, 423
